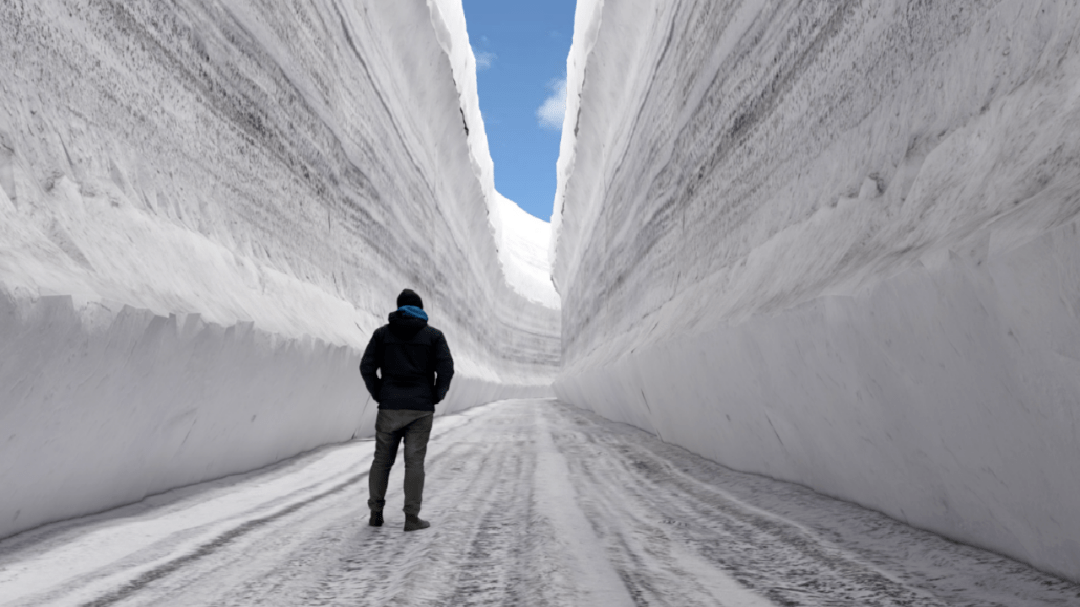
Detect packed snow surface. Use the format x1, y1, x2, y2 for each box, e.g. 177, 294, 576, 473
1, 400, 1076, 607
0, 0, 556, 539
553, 0, 1080, 582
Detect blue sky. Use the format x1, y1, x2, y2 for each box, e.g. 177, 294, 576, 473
461, 0, 577, 222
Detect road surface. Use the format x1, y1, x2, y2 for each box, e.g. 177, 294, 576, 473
1, 399, 1077, 606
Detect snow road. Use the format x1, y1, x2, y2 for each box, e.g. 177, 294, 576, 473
1, 399, 1076, 607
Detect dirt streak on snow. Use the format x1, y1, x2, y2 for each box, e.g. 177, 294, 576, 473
0, 400, 1076, 607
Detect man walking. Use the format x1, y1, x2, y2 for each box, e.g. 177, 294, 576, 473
360, 289, 454, 531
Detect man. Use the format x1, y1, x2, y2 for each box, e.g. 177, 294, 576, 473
359, 288, 454, 531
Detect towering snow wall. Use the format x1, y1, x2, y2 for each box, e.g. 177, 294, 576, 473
0, 0, 559, 539
553, 0, 1080, 581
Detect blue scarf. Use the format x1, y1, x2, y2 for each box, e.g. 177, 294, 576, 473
398, 305, 428, 321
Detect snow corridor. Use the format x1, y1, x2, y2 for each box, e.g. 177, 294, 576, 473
4, 0, 1080, 600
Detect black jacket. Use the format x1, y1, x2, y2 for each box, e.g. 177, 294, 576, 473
359, 311, 454, 411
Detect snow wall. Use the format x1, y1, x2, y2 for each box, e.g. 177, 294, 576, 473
0, 0, 559, 539
552, 0, 1080, 581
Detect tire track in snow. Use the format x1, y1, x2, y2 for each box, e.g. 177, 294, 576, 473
81, 472, 367, 607
548, 401, 1080, 607
162, 404, 556, 607
438, 442, 534, 606
544, 421, 766, 606
0, 437, 383, 607
569, 438, 942, 606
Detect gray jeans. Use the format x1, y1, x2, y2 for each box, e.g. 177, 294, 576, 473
368, 409, 434, 515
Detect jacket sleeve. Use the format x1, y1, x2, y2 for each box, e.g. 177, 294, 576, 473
359, 328, 383, 402
432, 331, 454, 404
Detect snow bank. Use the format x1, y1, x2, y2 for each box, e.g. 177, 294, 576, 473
0, 0, 556, 539
0, 289, 548, 538
553, 0, 1080, 581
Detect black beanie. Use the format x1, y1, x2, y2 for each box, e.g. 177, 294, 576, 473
397, 288, 423, 309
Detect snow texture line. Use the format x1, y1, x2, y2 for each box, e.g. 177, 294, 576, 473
548, 400, 1078, 606
79, 471, 368, 607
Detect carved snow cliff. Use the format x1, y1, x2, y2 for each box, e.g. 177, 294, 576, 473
0, 0, 558, 539
553, 0, 1080, 581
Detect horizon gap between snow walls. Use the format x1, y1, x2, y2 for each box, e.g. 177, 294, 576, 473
552, 0, 1080, 582
0, 0, 558, 540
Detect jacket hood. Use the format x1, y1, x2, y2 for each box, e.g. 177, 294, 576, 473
397, 305, 428, 321
388, 309, 428, 339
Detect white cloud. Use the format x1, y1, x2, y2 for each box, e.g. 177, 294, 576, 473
475, 51, 496, 70
537, 78, 567, 130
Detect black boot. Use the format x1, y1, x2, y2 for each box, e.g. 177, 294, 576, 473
403, 514, 430, 532
369, 510, 384, 527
